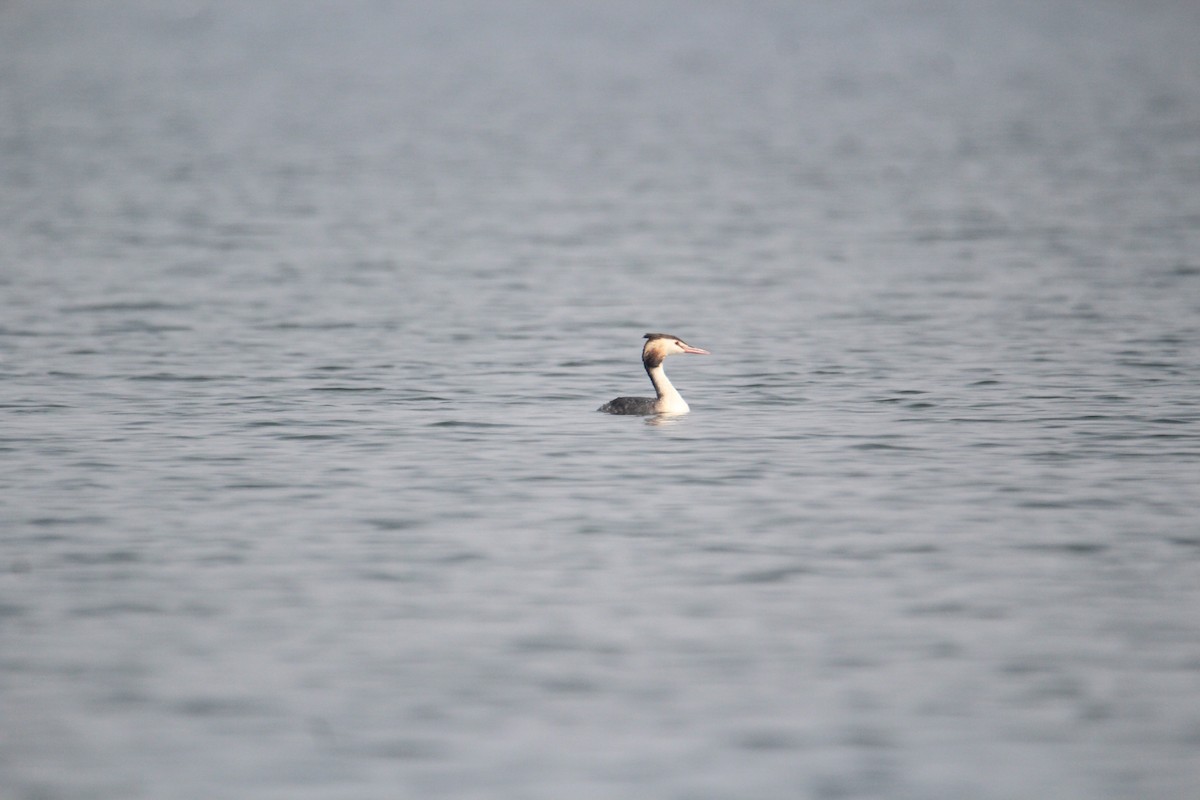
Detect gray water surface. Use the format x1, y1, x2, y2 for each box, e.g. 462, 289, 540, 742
3, 2, 1200, 798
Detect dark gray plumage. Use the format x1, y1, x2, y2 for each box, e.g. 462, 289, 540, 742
597, 396, 658, 415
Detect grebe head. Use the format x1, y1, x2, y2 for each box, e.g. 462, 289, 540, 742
642, 332, 710, 367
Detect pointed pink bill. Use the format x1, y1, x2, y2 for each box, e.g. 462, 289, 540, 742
682, 345, 710, 355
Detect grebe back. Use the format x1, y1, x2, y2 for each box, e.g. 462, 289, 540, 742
598, 333, 710, 415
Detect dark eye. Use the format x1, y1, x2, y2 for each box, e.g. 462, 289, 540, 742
675, 341, 682, 346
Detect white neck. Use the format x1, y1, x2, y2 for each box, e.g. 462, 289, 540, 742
647, 363, 689, 413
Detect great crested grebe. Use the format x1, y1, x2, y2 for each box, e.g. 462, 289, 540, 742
598, 333, 710, 415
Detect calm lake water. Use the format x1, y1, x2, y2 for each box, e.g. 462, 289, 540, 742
3, 2, 1200, 798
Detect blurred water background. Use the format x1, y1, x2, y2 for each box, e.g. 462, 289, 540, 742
2, 1, 1199, 798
